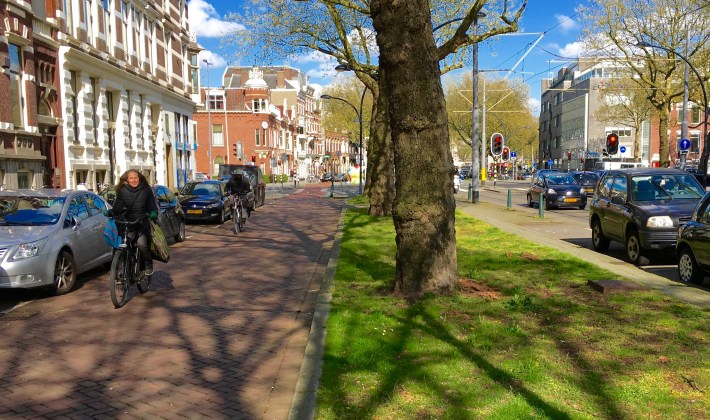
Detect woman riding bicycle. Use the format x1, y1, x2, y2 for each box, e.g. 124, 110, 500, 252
225, 170, 254, 217
110, 170, 158, 275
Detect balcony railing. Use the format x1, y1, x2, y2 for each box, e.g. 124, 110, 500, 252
33, 18, 53, 39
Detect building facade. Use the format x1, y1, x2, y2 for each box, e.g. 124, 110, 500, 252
538, 59, 652, 171
0, 0, 200, 191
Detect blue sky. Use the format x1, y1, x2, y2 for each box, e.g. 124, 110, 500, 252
188, 0, 590, 115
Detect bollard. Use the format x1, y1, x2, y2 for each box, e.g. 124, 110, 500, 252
493, 178, 496, 190
468, 183, 473, 201
507, 189, 512, 209
538, 192, 544, 218
329, 180, 334, 198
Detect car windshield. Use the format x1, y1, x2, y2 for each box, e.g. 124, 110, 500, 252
182, 183, 221, 196
0, 195, 66, 226
574, 173, 598, 184
631, 174, 704, 201
546, 174, 577, 185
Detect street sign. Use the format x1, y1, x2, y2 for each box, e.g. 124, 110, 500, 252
680, 138, 691, 151
620, 146, 627, 153
510, 151, 517, 158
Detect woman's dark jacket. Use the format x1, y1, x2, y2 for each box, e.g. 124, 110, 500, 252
112, 183, 158, 235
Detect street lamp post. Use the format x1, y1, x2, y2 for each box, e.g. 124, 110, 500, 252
321, 90, 366, 195
471, 11, 486, 203
636, 41, 708, 185
203, 59, 213, 179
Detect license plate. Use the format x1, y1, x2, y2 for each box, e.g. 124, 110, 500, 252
187, 209, 202, 214
564, 198, 578, 203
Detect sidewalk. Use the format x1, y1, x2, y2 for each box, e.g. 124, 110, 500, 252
456, 195, 710, 308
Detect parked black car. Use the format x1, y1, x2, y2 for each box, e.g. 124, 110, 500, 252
570, 171, 600, 197
590, 168, 705, 265
527, 172, 587, 210
676, 191, 710, 284
178, 180, 233, 224
320, 172, 334, 182
101, 184, 186, 243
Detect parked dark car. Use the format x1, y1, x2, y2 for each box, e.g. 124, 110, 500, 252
570, 171, 600, 197
676, 191, 710, 284
589, 168, 705, 265
333, 173, 348, 182
178, 180, 232, 224
320, 172, 334, 182
101, 185, 186, 243
683, 167, 705, 184
527, 172, 587, 210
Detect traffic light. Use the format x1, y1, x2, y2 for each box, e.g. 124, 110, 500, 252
606, 132, 619, 155
232, 143, 238, 157
490, 132, 504, 156
501, 146, 510, 161
251, 155, 256, 163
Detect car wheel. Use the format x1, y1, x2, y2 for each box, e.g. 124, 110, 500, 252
625, 229, 646, 265
53, 251, 77, 295
678, 247, 704, 284
543, 197, 551, 210
527, 194, 534, 208
591, 219, 610, 252
175, 219, 186, 242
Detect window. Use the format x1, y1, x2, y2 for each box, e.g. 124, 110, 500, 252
85, 0, 93, 43
84, 193, 106, 215
253, 99, 266, 112
122, 1, 128, 47
66, 196, 90, 222
17, 170, 32, 189
70, 71, 79, 142
9, 43, 24, 128
212, 124, 223, 146
255, 128, 260, 146
208, 95, 224, 110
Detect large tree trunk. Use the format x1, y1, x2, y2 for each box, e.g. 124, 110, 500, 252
366, 71, 394, 216
371, 0, 458, 297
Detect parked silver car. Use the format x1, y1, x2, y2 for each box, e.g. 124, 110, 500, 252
0, 189, 113, 295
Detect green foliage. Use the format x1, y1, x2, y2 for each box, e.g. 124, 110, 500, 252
317, 208, 710, 419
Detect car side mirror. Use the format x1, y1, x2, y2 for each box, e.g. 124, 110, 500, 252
66, 215, 81, 230
611, 195, 625, 205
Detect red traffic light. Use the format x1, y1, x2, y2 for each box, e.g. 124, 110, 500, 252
490, 132, 504, 156
606, 132, 619, 154
501, 146, 510, 161
251, 155, 256, 163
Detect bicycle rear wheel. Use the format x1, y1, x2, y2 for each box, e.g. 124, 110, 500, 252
109, 250, 130, 308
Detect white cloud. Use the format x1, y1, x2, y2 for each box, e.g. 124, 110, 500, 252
290, 51, 341, 79
528, 97, 541, 115
188, 0, 244, 38
559, 42, 585, 58
198, 50, 227, 69
555, 14, 578, 31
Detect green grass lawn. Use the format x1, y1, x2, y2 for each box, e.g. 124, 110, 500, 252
316, 207, 710, 419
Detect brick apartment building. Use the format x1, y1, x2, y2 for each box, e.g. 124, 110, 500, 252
193, 65, 353, 180
0, 0, 200, 191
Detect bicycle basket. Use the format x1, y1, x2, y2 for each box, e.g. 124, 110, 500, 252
103, 219, 122, 249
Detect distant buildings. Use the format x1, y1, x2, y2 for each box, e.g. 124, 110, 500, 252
193, 65, 353, 180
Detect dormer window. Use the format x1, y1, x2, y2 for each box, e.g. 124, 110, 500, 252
252, 99, 266, 113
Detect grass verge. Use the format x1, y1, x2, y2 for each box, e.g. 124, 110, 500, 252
316, 207, 709, 419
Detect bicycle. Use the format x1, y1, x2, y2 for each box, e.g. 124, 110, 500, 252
230, 193, 247, 234
108, 218, 151, 308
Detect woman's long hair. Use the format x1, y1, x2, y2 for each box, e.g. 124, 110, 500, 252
115, 169, 149, 192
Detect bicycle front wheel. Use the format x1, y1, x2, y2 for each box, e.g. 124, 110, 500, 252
233, 206, 240, 234
237, 205, 245, 232
109, 250, 130, 308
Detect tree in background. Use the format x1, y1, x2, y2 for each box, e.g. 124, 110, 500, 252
579, 0, 710, 168
594, 78, 653, 162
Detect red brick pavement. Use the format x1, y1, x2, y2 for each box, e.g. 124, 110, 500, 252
0, 186, 343, 419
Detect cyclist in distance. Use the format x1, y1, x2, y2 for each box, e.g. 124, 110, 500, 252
109, 170, 158, 275
226, 170, 254, 217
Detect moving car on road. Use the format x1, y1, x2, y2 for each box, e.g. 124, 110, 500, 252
527, 172, 587, 210
570, 171, 600, 197
590, 168, 705, 265
676, 191, 710, 284
0, 189, 114, 295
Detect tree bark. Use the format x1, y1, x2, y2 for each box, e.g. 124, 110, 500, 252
366, 70, 394, 216
371, 0, 458, 297
658, 105, 671, 167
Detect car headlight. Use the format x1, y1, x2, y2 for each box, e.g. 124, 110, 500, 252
11, 238, 49, 261
206, 202, 221, 209
647, 216, 673, 228
547, 188, 556, 195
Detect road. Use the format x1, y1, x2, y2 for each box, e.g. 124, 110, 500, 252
461, 178, 698, 287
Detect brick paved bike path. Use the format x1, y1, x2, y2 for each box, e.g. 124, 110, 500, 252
0, 186, 344, 419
